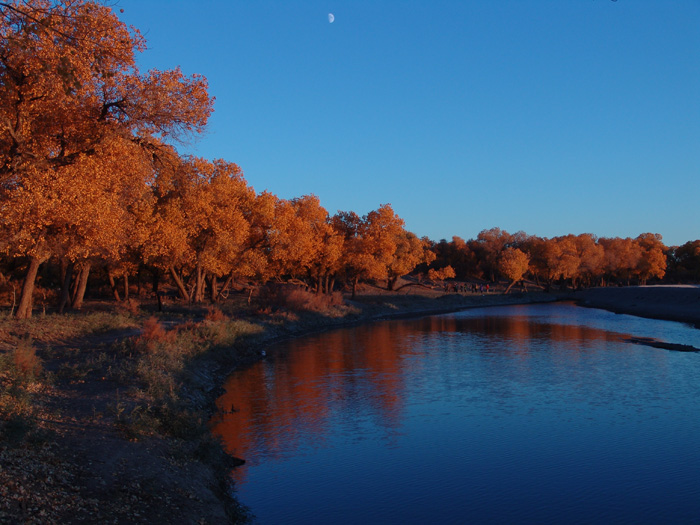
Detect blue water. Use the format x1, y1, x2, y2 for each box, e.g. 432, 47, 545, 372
213, 303, 700, 524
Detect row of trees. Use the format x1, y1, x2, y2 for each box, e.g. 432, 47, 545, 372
427, 228, 700, 292
0, 0, 440, 318
0, 2, 697, 318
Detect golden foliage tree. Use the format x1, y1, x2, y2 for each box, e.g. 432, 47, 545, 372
634, 233, 666, 284
600, 237, 642, 285
669, 240, 700, 282
0, 0, 213, 317
386, 232, 435, 290
573, 234, 605, 287
1, 134, 155, 314
331, 210, 365, 298
333, 205, 433, 293
497, 247, 530, 293
474, 227, 513, 282
267, 195, 343, 293
360, 204, 406, 286
428, 265, 456, 282
144, 157, 256, 303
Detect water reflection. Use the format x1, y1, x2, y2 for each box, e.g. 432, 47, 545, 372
211, 303, 700, 523
211, 303, 689, 482
212, 322, 412, 477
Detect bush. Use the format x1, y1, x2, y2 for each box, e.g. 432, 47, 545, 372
204, 307, 228, 322
124, 316, 260, 438
140, 316, 172, 343
12, 338, 42, 381
0, 338, 43, 442
256, 284, 345, 314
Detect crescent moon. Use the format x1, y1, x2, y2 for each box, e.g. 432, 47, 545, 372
328, 13, 334, 23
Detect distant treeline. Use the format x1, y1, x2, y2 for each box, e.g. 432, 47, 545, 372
422, 229, 700, 292
0, 1, 698, 318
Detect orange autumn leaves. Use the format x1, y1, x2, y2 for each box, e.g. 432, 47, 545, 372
432, 228, 669, 290
0, 0, 212, 317
0, 1, 683, 319
143, 159, 432, 301
0, 1, 436, 318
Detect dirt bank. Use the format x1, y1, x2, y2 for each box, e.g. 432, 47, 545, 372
570, 285, 700, 328
1, 290, 557, 524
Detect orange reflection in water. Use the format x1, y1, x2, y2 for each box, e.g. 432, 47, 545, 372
211, 322, 419, 477
211, 307, 667, 483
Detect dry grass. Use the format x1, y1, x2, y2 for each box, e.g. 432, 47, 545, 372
0, 310, 139, 350
120, 315, 262, 438
12, 338, 42, 380
256, 284, 351, 316
0, 339, 45, 443
117, 298, 141, 316
284, 288, 345, 312
0, 306, 263, 523
204, 306, 228, 322
140, 316, 174, 343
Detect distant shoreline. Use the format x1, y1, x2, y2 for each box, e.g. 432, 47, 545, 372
569, 285, 700, 328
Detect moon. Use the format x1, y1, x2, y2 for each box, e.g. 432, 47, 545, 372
328, 13, 334, 23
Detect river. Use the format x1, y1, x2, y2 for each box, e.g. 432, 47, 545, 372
212, 302, 700, 524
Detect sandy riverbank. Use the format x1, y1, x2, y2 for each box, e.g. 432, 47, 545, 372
5, 285, 696, 523
0, 290, 558, 524
570, 285, 700, 328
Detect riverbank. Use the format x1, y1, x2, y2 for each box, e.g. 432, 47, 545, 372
0, 289, 557, 524
570, 285, 700, 328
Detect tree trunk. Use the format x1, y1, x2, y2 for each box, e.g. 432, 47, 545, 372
194, 264, 204, 303
72, 262, 91, 310
58, 261, 75, 313
70, 267, 80, 304
351, 276, 358, 299
210, 274, 218, 303
216, 272, 234, 302
152, 268, 160, 295
170, 266, 190, 302
504, 279, 516, 294
60, 258, 69, 287
107, 268, 121, 302
16, 256, 43, 319
123, 274, 130, 302
316, 272, 322, 295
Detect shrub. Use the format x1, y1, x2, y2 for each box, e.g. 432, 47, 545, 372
140, 317, 171, 343
12, 338, 42, 381
0, 338, 43, 442
204, 307, 228, 323
118, 298, 141, 315
256, 284, 345, 314
124, 316, 261, 429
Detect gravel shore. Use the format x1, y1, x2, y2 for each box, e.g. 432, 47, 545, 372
571, 285, 700, 328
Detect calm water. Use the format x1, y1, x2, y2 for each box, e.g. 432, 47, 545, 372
212, 303, 700, 524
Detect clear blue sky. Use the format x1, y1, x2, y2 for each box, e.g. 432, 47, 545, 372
117, 1, 699, 247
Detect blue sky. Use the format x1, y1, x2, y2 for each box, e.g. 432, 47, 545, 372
117, 1, 699, 246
